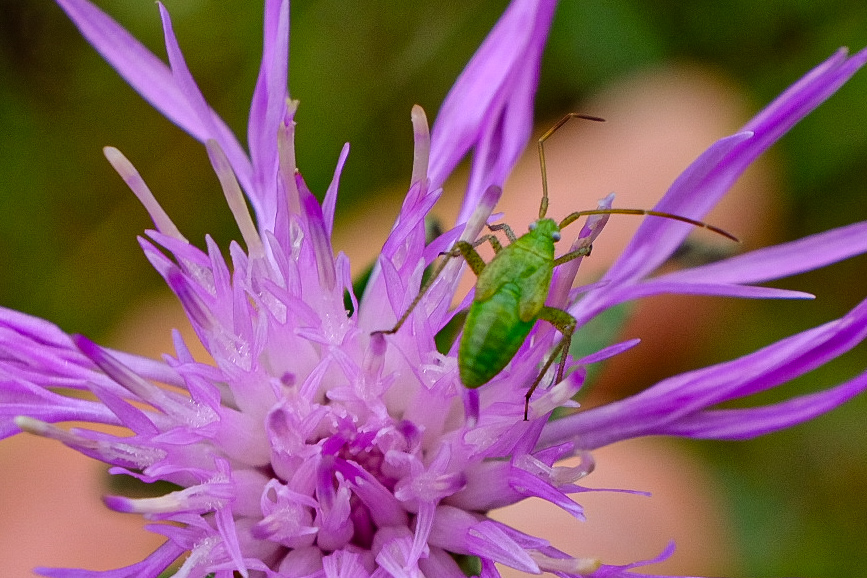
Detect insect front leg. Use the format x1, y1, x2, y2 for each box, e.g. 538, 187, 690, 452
523, 306, 577, 420
453, 233, 503, 276
551, 244, 593, 267
374, 234, 501, 335
486, 222, 518, 243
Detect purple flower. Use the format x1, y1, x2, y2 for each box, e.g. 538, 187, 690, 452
2, 0, 867, 576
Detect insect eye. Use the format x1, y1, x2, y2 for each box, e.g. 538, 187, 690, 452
551, 231, 561, 241
528, 222, 537, 231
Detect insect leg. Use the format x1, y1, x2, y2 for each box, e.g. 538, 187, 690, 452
551, 244, 593, 267
374, 249, 462, 335
454, 234, 503, 274
374, 234, 502, 335
523, 306, 577, 420
487, 222, 518, 242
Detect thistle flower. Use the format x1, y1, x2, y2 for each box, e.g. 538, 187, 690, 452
2, 0, 867, 576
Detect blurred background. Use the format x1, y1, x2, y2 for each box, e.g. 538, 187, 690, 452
1, 0, 866, 576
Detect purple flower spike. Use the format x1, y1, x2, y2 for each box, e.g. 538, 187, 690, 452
3, 0, 867, 576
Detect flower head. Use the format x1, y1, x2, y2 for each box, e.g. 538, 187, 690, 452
2, 0, 867, 577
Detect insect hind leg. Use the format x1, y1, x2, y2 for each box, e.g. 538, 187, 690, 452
524, 306, 577, 420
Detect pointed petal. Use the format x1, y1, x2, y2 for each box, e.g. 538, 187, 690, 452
247, 0, 291, 229
660, 219, 867, 286
599, 131, 752, 285
604, 47, 867, 285
34, 540, 185, 578
543, 297, 867, 449
156, 3, 254, 200
572, 281, 812, 325
657, 372, 867, 440
55, 0, 252, 194
54, 0, 201, 135
428, 0, 557, 221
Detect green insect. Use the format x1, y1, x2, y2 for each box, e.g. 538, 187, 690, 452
376, 113, 736, 420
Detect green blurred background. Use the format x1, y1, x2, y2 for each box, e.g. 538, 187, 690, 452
1, 0, 866, 575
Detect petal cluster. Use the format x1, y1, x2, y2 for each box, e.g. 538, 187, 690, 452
2, 0, 867, 577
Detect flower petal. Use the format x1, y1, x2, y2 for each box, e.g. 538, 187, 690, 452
657, 372, 867, 440
428, 0, 557, 221
34, 540, 185, 578
603, 47, 867, 285
543, 297, 867, 450
55, 0, 253, 193
660, 219, 867, 286
246, 0, 291, 229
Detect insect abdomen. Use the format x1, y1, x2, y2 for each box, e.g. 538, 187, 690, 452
459, 282, 536, 388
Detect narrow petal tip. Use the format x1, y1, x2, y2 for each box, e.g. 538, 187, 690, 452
71, 333, 100, 359
103, 494, 136, 513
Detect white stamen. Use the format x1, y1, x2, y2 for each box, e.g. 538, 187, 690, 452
114, 480, 228, 514
529, 551, 601, 575
14, 416, 165, 468
278, 99, 301, 215
462, 184, 502, 242
410, 105, 430, 188
205, 139, 264, 257
15, 417, 103, 449
14, 416, 54, 437
103, 146, 187, 242
548, 194, 613, 306
552, 452, 596, 485
531, 368, 585, 416
171, 537, 221, 578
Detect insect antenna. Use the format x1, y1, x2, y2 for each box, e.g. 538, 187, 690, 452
537, 112, 737, 242
537, 113, 605, 219
559, 208, 739, 242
